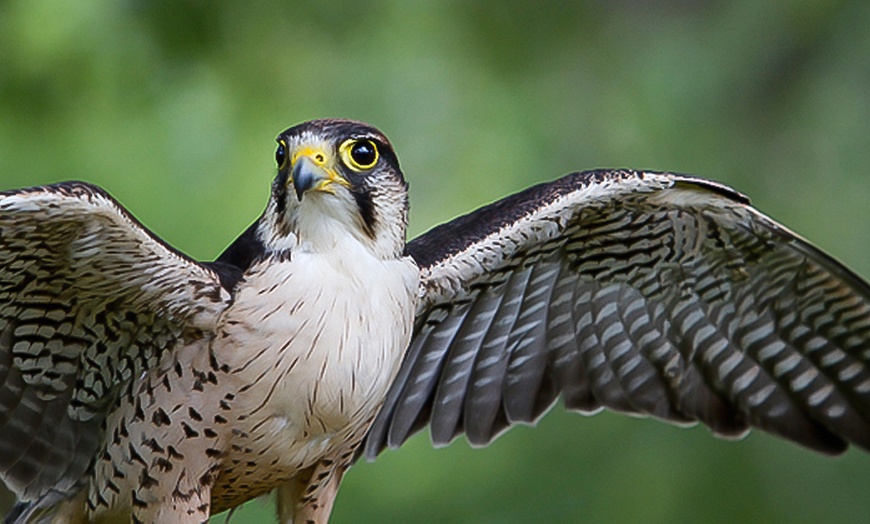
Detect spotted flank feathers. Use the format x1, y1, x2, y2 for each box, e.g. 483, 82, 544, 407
1, 120, 869, 523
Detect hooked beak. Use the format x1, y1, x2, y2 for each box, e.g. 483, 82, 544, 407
291, 156, 327, 201
290, 154, 350, 201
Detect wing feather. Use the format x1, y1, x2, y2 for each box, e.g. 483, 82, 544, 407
365, 169, 870, 459
463, 265, 533, 445
0, 182, 229, 502
385, 307, 459, 448
430, 290, 500, 444
502, 262, 559, 424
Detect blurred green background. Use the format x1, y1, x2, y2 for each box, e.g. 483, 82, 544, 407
2, 1, 870, 522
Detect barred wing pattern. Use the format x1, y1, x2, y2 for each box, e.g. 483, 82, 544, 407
366, 169, 870, 458
0, 183, 228, 502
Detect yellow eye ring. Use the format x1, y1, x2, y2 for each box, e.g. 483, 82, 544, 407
339, 139, 379, 171
276, 139, 289, 168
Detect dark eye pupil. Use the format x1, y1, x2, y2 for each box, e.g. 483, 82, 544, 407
275, 143, 286, 167
351, 141, 376, 166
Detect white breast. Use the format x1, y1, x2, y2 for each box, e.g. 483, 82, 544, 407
216, 234, 419, 469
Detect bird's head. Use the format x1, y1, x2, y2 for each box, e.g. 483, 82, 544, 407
259, 119, 409, 260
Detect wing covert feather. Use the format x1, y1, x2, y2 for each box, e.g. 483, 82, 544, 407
0, 182, 229, 501
365, 169, 870, 458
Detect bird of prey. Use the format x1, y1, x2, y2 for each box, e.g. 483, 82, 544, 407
1, 119, 869, 523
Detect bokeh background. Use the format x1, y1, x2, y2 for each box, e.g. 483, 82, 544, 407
2, 1, 870, 522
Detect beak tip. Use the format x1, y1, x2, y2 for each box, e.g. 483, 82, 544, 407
291, 156, 320, 201
293, 185, 304, 201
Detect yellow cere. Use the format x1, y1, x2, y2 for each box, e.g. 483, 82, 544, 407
290, 143, 350, 190
291, 146, 329, 167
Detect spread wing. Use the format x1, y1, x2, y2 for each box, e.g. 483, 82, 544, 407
0, 182, 229, 504
365, 169, 870, 459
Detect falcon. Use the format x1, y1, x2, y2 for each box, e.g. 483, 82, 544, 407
1, 119, 869, 522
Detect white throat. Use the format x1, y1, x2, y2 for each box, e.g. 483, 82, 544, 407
260, 189, 406, 261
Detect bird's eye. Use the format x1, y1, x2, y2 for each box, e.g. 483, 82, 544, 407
340, 139, 379, 171
276, 140, 288, 168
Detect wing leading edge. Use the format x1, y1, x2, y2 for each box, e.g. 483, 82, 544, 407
0, 182, 229, 504
366, 169, 870, 459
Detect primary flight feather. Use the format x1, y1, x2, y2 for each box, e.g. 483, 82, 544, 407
1, 119, 868, 522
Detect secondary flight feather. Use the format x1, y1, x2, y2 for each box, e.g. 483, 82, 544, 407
0, 119, 868, 522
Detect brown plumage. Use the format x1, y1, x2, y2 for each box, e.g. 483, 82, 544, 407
2, 119, 870, 522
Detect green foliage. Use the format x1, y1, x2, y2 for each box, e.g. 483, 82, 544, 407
1, 1, 869, 522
